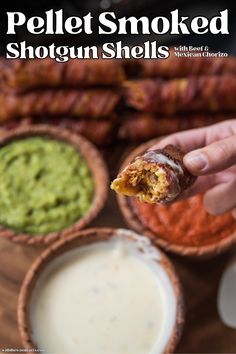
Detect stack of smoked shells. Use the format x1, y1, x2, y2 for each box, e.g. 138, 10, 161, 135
0, 59, 123, 146
1, 50, 236, 147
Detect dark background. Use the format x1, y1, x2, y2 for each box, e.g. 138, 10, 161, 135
0, 0, 236, 55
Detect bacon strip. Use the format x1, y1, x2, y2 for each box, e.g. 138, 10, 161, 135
0, 58, 125, 92
118, 113, 233, 141
0, 90, 120, 121
123, 77, 236, 114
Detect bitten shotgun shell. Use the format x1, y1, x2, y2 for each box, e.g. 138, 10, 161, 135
111, 144, 196, 203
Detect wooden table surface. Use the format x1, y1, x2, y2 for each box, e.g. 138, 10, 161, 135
0, 146, 236, 353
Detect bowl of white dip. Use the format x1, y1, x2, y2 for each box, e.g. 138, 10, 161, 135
18, 228, 184, 354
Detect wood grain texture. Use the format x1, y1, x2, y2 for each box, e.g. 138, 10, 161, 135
0, 146, 236, 353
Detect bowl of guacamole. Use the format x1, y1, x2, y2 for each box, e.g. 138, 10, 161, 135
0, 125, 108, 245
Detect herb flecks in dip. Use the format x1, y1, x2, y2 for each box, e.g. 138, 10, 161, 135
0, 137, 94, 234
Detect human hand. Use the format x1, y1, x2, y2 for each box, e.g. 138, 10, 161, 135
150, 120, 236, 218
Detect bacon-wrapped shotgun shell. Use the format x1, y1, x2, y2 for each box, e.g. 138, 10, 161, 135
118, 113, 231, 141
40, 117, 116, 146
111, 144, 196, 203
139, 53, 236, 78
123, 76, 236, 114
47, 118, 116, 146
0, 90, 120, 122
0, 59, 125, 92
1, 117, 116, 146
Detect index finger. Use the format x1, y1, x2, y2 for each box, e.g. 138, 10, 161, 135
149, 126, 209, 152
149, 119, 236, 152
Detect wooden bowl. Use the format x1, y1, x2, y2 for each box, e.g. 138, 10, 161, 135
18, 227, 184, 354
116, 139, 236, 259
0, 125, 108, 245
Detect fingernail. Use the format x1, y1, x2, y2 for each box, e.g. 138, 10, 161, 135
184, 152, 208, 171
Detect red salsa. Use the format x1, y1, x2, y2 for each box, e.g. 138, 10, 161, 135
131, 194, 236, 247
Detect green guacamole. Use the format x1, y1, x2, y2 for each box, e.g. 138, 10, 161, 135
0, 137, 94, 235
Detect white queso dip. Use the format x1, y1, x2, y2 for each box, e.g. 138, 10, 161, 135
30, 231, 177, 354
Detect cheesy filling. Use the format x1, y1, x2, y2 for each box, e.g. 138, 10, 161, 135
111, 159, 170, 203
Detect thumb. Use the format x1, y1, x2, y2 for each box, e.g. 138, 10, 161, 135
183, 135, 236, 175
